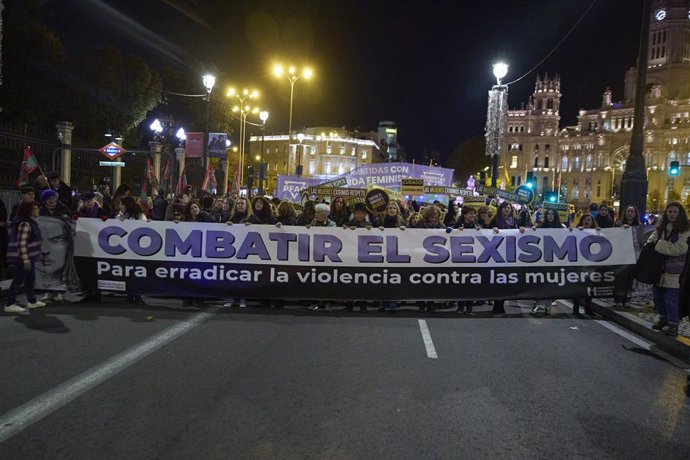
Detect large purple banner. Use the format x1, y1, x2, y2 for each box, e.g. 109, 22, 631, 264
276, 162, 454, 201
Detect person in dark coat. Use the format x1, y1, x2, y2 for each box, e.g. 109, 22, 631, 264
594, 202, 614, 228
152, 193, 168, 221
76, 192, 108, 219
678, 236, 690, 324
0, 196, 8, 279
46, 171, 73, 210
248, 196, 275, 225
39, 189, 71, 219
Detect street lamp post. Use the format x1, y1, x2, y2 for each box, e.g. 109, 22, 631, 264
259, 110, 269, 196
202, 73, 216, 171
296, 133, 305, 177
228, 88, 259, 186
273, 65, 313, 138
485, 62, 509, 188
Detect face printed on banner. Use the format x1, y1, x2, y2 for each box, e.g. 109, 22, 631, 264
37, 217, 70, 290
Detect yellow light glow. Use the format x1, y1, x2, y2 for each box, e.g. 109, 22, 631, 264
232, 106, 239, 112
227, 88, 236, 97
251, 90, 259, 98
304, 68, 313, 79
288, 66, 296, 75
242, 89, 249, 96
273, 65, 283, 77
255, 155, 261, 161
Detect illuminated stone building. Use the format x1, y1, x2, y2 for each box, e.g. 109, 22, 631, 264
504, 0, 690, 210
248, 127, 382, 195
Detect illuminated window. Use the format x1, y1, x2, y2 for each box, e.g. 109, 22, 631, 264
586, 154, 593, 170
561, 156, 568, 170
309, 160, 316, 175
338, 163, 344, 174
510, 155, 518, 168
340, 145, 345, 155
351, 146, 356, 156
361, 151, 367, 159
325, 161, 332, 174
326, 144, 332, 154
573, 156, 581, 170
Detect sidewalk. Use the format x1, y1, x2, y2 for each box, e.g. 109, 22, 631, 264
592, 283, 690, 362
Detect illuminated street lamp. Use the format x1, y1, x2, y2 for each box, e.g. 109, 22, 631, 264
258, 110, 269, 195
202, 74, 216, 170
273, 64, 313, 138
228, 88, 260, 185
485, 62, 509, 188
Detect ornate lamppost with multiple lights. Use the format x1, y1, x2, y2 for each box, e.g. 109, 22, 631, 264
484, 62, 509, 188
202, 73, 216, 170
227, 88, 260, 185
258, 110, 269, 195
272, 64, 313, 138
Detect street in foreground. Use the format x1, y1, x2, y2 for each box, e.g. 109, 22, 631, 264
1, 299, 689, 459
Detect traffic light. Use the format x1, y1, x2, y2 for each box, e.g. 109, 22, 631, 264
526, 172, 535, 189
669, 160, 680, 176
545, 191, 558, 203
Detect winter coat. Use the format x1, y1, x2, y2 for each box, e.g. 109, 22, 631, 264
647, 225, 690, 289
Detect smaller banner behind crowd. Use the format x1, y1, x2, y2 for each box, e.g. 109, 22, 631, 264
75, 220, 637, 301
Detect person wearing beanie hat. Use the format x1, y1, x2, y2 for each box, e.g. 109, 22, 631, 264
77, 191, 108, 219
345, 202, 371, 228
46, 171, 73, 210
39, 188, 70, 219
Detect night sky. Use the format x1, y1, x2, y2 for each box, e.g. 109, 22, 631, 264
51, 0, 642, 161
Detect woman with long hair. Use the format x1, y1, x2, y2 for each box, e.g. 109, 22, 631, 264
5, 201, 45, 313
378, 201, 405, 228
116, 196, 146, 221
490, 201, 525, 314
615, 205, 641, 227
183, 200, 212, 222
111, 183, 132, 217
296, 200, 316, 226
646, 201, 690, 337
330, 197, 351, 227
572, 213, 600, 317
227, 196, 252, 224
248, 196, 275, 224
275, 200, 298, 226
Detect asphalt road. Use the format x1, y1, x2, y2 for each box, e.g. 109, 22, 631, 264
1, 298, 689, 459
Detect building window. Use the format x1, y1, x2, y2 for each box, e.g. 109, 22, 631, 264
338, 163, 344, 174
326, 144, 332, 154
596, 179, 601, 197
561, 156, 568, 170
351, 146, 356, 156
510, 155, 518, 168
310, 146, 316, 155
511, 176, 516, 186
361, 151, 367, 159
534, 155, 539, 168
309, 160, 316, 175
325, 160, 332, 174
651, 29, 668, 61
340, 145, 345, 155
544, 156, 549, 168
586, 154, 593, 170
573, 156, 581, 171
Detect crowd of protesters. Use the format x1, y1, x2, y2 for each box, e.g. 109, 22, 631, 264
0, 173, 688, 336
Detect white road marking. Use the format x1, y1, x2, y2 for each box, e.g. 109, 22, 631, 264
0, 309, 216, 443
558, 299, 652, 350
418, 319, 438, 359
594, 320, 653, 350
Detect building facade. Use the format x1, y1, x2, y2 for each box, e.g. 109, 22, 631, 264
504, 0, 690, 211
247, 127, 381, 195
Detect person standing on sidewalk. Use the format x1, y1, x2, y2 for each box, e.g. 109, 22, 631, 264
647, 202, 690, 337
5, 201, 45, 313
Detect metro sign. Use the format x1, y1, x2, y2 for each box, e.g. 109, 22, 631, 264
99, 142, 126, 160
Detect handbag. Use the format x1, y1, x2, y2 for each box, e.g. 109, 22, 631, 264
634, 241, 666, 284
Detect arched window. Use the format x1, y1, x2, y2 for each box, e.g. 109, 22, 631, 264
547, 99, 553, 109
561, 156, 568, 170
534, 155, 539, 168
586, 154, 593, 169
573, 156, 581, 170
511, 176, 516, 186
544, 156, 550, 168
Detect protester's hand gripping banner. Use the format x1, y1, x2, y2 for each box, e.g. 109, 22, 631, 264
75, 220, 637, 301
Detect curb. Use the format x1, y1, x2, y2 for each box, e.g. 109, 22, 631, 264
592, 299, 690, 363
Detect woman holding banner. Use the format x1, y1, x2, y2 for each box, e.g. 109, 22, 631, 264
572, 214, 600, 317
378, 202, 405, 229
477, 206, 492, 229
529, 208, 566, 316
330, 197, 351, 227
490, 202, 525, 314
455, 206, 479, 229
296, 200, 316, 226
248, 197, 275, 225
227, 197, 252, 224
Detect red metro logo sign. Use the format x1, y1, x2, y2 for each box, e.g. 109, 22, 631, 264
99, 142, 126, 160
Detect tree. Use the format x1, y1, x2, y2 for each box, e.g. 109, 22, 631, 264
446, 134, 491, 185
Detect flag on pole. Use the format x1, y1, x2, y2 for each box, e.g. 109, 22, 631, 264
17, 146, 40, 186
146, 157, 159, 188
160, 158, 171, 192
201, 162, 217, 195
175, 166, 188, 196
